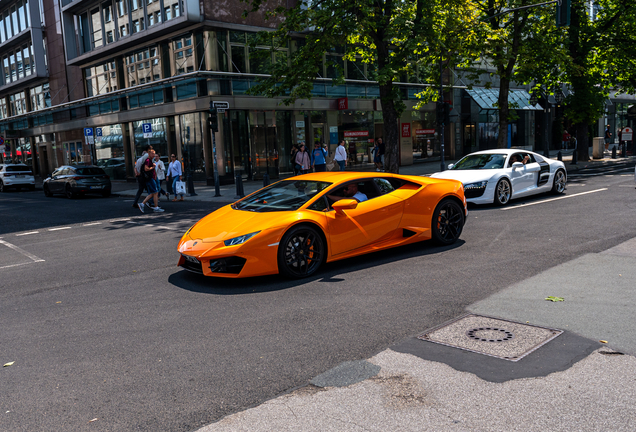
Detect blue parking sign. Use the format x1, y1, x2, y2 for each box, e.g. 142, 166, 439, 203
142, 123, 152, 138
96, 128, 102, 137
84, 128, 93, 136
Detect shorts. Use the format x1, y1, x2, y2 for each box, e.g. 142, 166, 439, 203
146, 178, 159, 194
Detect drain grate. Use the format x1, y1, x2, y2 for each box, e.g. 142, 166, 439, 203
418, 314, 563, 362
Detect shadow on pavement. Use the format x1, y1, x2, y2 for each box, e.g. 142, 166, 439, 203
169, 239, 465, 295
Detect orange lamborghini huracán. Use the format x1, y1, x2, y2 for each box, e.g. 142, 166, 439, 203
177, 172, 466, 279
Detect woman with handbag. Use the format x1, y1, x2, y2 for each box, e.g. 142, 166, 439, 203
167, 154, 185, 201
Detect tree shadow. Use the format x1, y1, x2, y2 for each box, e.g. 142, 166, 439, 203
168, 239, 465, 295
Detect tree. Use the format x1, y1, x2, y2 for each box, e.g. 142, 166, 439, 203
562, 0, 636, 161
242, 0, 472, 173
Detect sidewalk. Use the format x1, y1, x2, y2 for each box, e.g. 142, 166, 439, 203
197, 237, 636, 432
113, 151, 635, 204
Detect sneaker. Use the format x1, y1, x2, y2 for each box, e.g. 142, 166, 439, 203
137, 203, 145, 213
152, 207, 165, 212
376, 168, 381, 171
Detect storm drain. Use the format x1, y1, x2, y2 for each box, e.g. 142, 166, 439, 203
417, 314, 563, 362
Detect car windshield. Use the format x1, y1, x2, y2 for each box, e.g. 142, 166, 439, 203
6, 165, 32, 173
75, 167, 105, 175
232, 180, 332, 212
451, 154, 507, 170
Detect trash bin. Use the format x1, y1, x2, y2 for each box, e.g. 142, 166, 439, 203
592, 137, 605, 159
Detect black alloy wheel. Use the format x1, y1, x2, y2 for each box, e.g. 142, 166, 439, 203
278, 225, 325, 278
65, 184, 75, 199
43, 184, 53, 197
431, 198, 465, 245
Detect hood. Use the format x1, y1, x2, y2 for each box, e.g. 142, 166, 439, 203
188, 205, 287, 243
429, 170, 496, 185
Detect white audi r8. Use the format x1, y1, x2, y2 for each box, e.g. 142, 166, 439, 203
430, 149, 567, 206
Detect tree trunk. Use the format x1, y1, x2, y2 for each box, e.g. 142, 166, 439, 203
380, 83, 400, 173
497, 77, 510, 149
574, 122, 589, 161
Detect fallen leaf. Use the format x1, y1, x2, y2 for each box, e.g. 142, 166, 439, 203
600, 340, 608, 344
88, 418, 98, 423
3, 362, 15, 367
56, 301, 62, 304
545, 296, 564, 302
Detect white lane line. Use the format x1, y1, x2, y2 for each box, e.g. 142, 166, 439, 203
501, 188, 608, 211
0, 239, 45, 263
48, 227, 71, 231
0, 262, 39, 270
82, 222, 102, 226
155, 226, 171, 230
16, 231, 39, 236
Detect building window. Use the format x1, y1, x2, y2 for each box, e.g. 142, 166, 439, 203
125, 45, 161, 86
173, 35, 194, 75
85, 60, 118, 97
30, 82, 51, 111
164, 0, 181, 22
116, 0, 129, 38
90, 7, 103, 49
0, 98, 8, 119
9, 90, 27, 116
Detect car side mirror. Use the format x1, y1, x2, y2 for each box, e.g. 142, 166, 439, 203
332, 199, 358, 215
447, 163, 454, 169
512, 162, 524, 169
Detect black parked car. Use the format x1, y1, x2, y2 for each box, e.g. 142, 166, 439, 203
44, 165, 112, 198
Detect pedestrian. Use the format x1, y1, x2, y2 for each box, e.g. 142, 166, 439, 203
372, 141, 381, 171
139, 148, 164, 212
132, 145, 151, 209
290, 144, 300, 175
154, 152, 168, 201
561, 130, 570, 150
167, 153, 185, 201
334, 140, 347, 171
311, 142, 328, 172
295, 144, 310, 174
377, 137, 385, 169
604, 125, 612, 150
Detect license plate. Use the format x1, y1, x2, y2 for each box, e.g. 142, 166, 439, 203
16, 175, 24, 178
90, 185, 103, 189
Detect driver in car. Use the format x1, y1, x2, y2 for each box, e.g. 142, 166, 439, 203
509, 154, 530, 167
328, 183, 368, 203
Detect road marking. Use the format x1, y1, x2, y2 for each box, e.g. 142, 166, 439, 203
82, 222, 102, 226
48, 227, 71, 231
0, 239, 45, 263
16, 231, 39, 236
501, 188, 608, 211
155, 226, 171, 230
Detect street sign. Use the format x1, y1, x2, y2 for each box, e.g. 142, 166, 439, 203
84, 128, 93, 136
212, 101, 230, 110
96, 128, 102, 137
142, 123, 152, 139
0, 136, 4, 145
622, 127, 633, 141
216, 108, 226, 113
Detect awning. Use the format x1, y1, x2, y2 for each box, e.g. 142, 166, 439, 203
466, 87, 542, 111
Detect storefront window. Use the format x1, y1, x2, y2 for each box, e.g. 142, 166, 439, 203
179, 112, 205, 181
95, 124, 126, 177
133, 118, 167, 158
338, 110, 374, 164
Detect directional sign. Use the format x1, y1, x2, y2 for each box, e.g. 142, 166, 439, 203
142, 123, 152, 139
622, 127, 633, 141
212, 101, 230, 110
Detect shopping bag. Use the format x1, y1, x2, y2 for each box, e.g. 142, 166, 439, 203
175, 181, 186, 195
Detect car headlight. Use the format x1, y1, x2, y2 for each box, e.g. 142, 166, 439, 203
463, 181, 488, 190
224, 231, 261, 247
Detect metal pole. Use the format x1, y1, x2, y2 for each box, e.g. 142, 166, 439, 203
543, 99, 550, 158
439, 58, 446, 172
212, 128, 221, 197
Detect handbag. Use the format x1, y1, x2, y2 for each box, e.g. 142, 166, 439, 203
175, 180, 186, 195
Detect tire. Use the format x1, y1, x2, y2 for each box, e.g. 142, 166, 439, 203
43, 185, 53, 197
65, 184, 75, 199
494, 178, 512, 206
431, 198, 465, 245
551, 169, 566, 194
277, 225, 325, 278
101, 189, 111, 198
0, 180, 5, 193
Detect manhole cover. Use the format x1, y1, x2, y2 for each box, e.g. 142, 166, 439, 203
418, 314, 563, 362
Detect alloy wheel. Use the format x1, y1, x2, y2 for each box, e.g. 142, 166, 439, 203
279, 227, 324, 278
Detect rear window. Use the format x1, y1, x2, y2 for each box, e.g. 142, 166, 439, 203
75, 167, 105, 175
6, 165, 32, 173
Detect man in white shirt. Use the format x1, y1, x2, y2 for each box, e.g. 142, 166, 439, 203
328, 182, 368, 203
334, 140, 347, 171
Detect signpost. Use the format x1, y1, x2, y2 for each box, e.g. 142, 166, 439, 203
84, 128, 94, 144
142, 123, 152, 139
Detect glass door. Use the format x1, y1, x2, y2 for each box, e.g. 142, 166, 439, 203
463, 123, 475, 156
250, 111, 278, 180
63, 142, 83, 165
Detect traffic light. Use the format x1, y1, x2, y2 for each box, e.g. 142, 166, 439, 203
556, 0, 570, 27
436, 101, 450, 125
208, 102, 218, 132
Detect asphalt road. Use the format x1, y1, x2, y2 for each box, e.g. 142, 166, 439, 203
1, 168, 635, 432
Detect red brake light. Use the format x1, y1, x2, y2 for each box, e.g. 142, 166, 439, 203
73, 176, 82, 180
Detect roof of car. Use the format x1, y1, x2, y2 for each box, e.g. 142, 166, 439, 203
468, 149, 535, 156
283, 171, 402, 183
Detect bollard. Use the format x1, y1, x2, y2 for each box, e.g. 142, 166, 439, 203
621, 143, 626, 158
214, 171, 221, 197
612, 146, 617, 159
187, 173, 197, 196
557, 151, 562, 161
263, 173, 270, 187
571, 149, 577, 165
235, 171, 245, 198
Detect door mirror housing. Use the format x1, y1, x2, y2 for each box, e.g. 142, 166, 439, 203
447, 164, 455, 169
511, 162, 524, 169
332, 199, 358, 215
